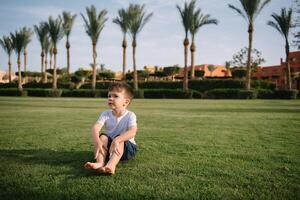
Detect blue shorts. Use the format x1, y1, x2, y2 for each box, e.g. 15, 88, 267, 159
101, 133, 137, 161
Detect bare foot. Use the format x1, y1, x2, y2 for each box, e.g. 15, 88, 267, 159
104, 165, 116, 175
84, 162, 103, 170
95, 167, 106, 174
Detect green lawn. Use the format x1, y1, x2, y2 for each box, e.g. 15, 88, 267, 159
0, 97, 299, 199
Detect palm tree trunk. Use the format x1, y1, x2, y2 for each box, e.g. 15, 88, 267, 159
92, 43, 97, 90
44, 56, 48, 83
190, 38, 196, 80
41, 52, 44, 83
285, 39, 292, 90
245, 24, 253, 90
183, 38, 189, 92
53, 47, 57, 89
132, 39, 138, 90
50, 49, 53, 70
8, 55, 12, 83
66, 39, 70, 75
17, 54, 22, 91
122, 36, 127, 81
24, 50, 27, 83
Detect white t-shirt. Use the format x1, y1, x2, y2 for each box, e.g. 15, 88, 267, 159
96, 109, 137, 144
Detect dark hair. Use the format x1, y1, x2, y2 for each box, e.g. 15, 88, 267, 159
108, 82, 134, 99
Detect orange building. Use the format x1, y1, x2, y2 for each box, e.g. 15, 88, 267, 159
253, 51, 300, 90
176, 64, 231, 78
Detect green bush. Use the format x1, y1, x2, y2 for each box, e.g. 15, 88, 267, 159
133, 90, 144, 99
189, 79, 245, 92
80, 82, 111, 89
144, 89, 193, 99
0, 88, 27, 96
238, 90, 257, 99
273, 89, 299, 99
0, 83, 18, 88
61, 89, 107, 98
257, 89, 274, 99
205, 89, 248, 99
26, 89, 62, 97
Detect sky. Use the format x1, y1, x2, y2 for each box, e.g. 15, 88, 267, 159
0, 0, 297, 73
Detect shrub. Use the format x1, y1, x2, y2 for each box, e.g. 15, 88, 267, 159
189, 79, 245, 92
61, 89, 107, 98
80, 82, 111, 89
133, 90, 144, 99
206, 89, 241, 99
144, 89, 193, 99
257, 89, 274, 99
238, 90, 257, 99
0, 88, 27, 96
26, 89, 62, 97
273, 89, 299, 99
0, 83, 18, 88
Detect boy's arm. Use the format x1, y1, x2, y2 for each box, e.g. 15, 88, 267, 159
110, 126, 137, 156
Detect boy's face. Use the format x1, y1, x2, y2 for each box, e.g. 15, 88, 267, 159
107, 89, 130, 110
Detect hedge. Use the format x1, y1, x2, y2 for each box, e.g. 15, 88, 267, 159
26, 89, 62, 97
61, 89, 107, 98
205, 89, 257, 99
0, 88, 27, 96
273, 89, 299, 99
143, 89, 201, 99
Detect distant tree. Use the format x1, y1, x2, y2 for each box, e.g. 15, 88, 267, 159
190, 4, 218, 79
230, 47, 266, 69
229, 0, 271, 90
45, 16, 64, 89
11, 29, 26, 91
61, 11, 77, 75
97, 71, 115, 80
268, 8, 293, 89
128, 3, 153, 90
195, 70, 205, 78
163, 66, 180, 76
231, 68, 247, 79
21, 27, 33, 83
0, 36, 13, 82
34, 22, 48, 83
81, 5, 108, 90
207, 65, 216, 76
113, 8, 130, 80
177, 0, 195, 92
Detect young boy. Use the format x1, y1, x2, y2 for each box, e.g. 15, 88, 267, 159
84, 82, 137, 175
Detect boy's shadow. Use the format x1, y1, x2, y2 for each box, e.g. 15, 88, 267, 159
0, 148, 106, 178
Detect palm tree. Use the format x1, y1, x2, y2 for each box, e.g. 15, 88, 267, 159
34, 22, 48, 83
177, 0, 196, 92
21, 27, 33, 83
228, 0, 271, 90
190, 8, 218, 79
49, 42, 54, 70
0, 36, 13, 83
113, 8, 130, 80
128, 4, 153, 90
10, 30, 26, 91
45, 16, 64, 89
81, 5, 108, 90
61, 11, 77, 75
44, 37, 51, 83
268, 8, 293, 90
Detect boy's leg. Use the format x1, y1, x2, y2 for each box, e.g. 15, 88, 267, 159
103, 141, 125, 174
84, 134, 109, 170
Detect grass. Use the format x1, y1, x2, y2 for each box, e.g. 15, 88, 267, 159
0, 97, 299, 200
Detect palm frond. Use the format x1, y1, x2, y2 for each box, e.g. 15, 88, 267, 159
0, 36, 13, 55
228, 4, 246, 20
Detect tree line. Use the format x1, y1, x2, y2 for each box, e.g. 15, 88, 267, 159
0, 0, 298, 92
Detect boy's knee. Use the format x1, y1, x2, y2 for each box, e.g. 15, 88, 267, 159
99, 134, 108, 142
